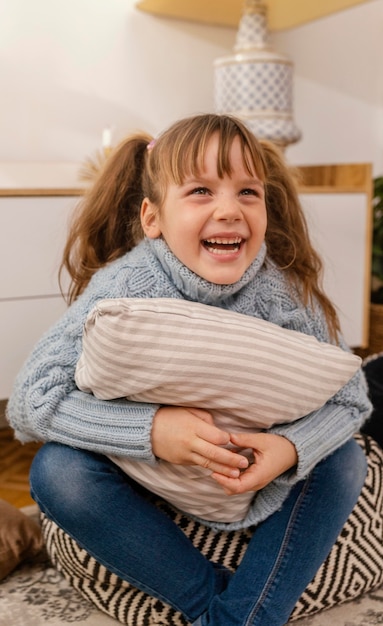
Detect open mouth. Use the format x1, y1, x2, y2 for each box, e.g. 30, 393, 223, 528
202, 237, 243, 255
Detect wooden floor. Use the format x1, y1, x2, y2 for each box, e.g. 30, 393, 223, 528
0, 423, 42, 509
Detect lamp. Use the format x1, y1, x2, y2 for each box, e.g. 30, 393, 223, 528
214, 0, 301, 147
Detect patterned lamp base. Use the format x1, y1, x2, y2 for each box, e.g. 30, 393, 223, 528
214, 0, 301, 147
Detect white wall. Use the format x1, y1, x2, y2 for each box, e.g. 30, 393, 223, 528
0, 0, 234, 168
275, 0, 383, 174
1, 0, 382, 175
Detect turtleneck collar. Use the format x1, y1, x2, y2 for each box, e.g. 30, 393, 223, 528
145, 237, 267, 307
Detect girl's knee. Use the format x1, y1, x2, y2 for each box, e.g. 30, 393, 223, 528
31, 442, 81, 485
30, 442, 102, 518
328, 438, 367, 497
31, 442, 70, 493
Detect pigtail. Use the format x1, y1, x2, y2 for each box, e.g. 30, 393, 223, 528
60, 132, 152, 304
262, 140, 340, 341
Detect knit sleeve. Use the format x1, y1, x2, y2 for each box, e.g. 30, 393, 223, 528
266, 301, 372, 482
6, 262, 159, 461
270, 368, 371, 482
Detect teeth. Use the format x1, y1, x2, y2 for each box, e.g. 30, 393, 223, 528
205, 246, 237, 255
203, 236, 243, 255
205, 237, 242, 244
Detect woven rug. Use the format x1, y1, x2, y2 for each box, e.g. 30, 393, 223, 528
1, 506, 383, 626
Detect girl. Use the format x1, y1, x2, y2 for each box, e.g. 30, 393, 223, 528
7, 113, 370, 626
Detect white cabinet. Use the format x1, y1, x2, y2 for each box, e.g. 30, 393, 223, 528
300, 192, 370, 348
0, 193, 80, 398
298, 162, 372, 350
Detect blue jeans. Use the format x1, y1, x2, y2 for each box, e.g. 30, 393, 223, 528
30, 438, 366, 626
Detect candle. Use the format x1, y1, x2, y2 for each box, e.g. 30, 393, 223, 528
102, 127, 112, 149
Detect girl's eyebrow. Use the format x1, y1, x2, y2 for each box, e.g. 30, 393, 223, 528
182, 174, 264, 187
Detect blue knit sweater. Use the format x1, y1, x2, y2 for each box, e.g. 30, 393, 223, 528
6, 237, 372, 531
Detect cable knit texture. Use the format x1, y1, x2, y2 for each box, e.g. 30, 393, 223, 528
7, 237, 372, 531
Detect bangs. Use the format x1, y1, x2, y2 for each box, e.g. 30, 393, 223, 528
154, 115, 267, 188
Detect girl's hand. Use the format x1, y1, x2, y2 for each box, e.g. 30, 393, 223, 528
151, 406, 249, 478
211, 432, 298, 495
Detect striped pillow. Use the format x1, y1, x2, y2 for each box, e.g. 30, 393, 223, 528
75, 298, 361, 522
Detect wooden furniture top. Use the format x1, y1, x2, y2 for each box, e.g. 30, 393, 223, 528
0, 188, 82, 197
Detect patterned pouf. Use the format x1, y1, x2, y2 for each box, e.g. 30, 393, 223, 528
41, 434, 383, 625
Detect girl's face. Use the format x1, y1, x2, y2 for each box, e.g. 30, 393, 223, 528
141, 134, 267, 285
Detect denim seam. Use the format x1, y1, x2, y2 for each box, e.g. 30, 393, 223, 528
245, 475, 313, 626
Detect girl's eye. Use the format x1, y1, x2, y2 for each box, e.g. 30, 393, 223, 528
240, 188, 259, 197
191, 187, 209, 195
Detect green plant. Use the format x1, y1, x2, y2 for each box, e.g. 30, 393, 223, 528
371, 176, 383, 304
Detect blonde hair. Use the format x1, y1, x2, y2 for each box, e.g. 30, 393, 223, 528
60, 113, 339, 340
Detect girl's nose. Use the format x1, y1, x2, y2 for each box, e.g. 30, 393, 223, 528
213, 197, 242, 221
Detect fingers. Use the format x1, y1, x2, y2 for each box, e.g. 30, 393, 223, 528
151, 406, 250, 476
211, 433, 299, 494
190, 446, 249, 477
229, 431, 258, 449
187, 407, 216, 425
230, 432, 298, 473
190, 424, 250, 474
211, 464, 260, 494
194, 416, 232, 447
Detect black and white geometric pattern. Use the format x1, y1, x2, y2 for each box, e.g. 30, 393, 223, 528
291, 434, 383, 621
41, 434, 383, 626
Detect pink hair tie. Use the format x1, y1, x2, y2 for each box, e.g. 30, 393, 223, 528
147, 139, 156, 152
